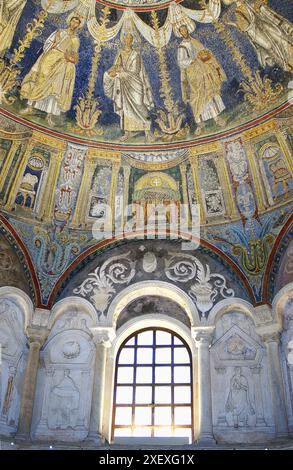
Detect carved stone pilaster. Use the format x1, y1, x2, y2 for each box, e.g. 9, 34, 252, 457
86, 328, 116, 444
16, 326, 49, 440
193, 327, 215, 445
260, 331, 289, 438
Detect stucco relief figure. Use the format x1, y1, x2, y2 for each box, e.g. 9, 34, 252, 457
48, 370, 80, 430
104, 33, 154, 142
20, 16, 81, 127
225, 367, 256, 428
0, 0, 27, 55
177, 25, 227, 135
225, 0, 293, 71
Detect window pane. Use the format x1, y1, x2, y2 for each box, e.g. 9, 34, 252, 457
115, 407, 132, 425
119, 348, 135, 365
174, 407, 192, 425
135, 407, 152, 425
124, 337, 135, 346
154, 427, 174, 437
133, 427, 152, 437
174, 386, 191, 404
136, 367, 152, 384
155, 366, 171, 383
174, 428, 192, 443
137, 348, 153, 364
117, 367, 134, 384
173, 348, 190, 364
156, 331, 172, 345
116, 386, 133, 404
174, 336, 183, 346
155, 348, 172, 364
137, 331, 153, 345
155, 386, 171, 404
135, 386, 152, 404
154, 407, 172, 425
174, 366, 190, 383
114, 428, 132, 437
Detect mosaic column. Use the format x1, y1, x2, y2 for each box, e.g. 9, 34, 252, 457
180, 163, 190, 225
4, 140, 34, 211
123, 165, 131, 230
38, 150, 64, 221
71, 156, 97, 228
87, 329, 114, 444
215, 154, 238, 219
109, 163, 121, 233
17, 326, 48, 440
193, 327, 215, 445
190, 158, 205, 225
0, 140, 22, 201
245, 141, 267, 211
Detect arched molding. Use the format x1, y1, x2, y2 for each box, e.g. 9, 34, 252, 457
0, 286, 33, 330
272, 281, 293, 328
49, 296, 98, 329
106, 280, 200, 328
207, 297, 256, 327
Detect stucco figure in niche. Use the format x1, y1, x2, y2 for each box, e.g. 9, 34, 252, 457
225, 366, 256, 428
48, 369, 80, 430
33, 310, 95, 441
211, 311, 273, 441
0, 299, 26, 436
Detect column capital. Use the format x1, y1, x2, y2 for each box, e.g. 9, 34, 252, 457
256, 323, 282, 343
90, 327, 116, 348
26, 326, 49, 346
192, 327, 215, 345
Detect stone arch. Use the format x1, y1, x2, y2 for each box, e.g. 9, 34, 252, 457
207, 298, 256, 327
106, 281, 201, 328
272, 281, 293, 328
49, 296, 98, 329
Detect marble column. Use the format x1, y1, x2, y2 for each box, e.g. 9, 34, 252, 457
16, 327, 48, 440
87, 329, 114, 444
263, 333, 289, 438
194, 328, 215, 445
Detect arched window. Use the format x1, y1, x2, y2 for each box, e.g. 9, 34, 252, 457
113, 328, 193, 442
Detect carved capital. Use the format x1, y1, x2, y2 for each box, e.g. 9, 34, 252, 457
192, 327, 215, 346
26, 326, 49, 347
90, 327, 116, 348
262, 332, 281, 345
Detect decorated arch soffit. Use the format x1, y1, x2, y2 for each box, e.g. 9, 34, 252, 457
0, 0, 292, 149
0, 0, 292, 310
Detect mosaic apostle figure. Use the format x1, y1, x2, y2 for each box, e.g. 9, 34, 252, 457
177, 25, 227, 135
0, 0, 27, 56
103, 33, 154, 142
20, 15, 81, 126
224, 0, 293, 71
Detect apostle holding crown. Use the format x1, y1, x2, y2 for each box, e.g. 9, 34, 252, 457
177, 24, 227, 135
20, 13, 82, 126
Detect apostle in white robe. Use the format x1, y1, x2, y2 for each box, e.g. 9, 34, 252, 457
177, 25, 227, 134
0, 0, 27, 56
103, 33, 154, 142
20, 16, 81, 126
226, 0, 293, 71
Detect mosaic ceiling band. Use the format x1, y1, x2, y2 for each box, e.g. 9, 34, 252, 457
0, 0, 292, 143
